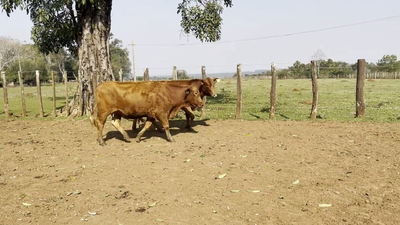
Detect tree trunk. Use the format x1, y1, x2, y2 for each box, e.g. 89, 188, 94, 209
67, 0, 114, 117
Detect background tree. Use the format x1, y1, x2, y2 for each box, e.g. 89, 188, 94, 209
311, 49, 326, 78
2, 0, 113, 116
376, 54, 400, 72
43, 49, 73, 82
366, 62, 378, 73
277, 68, 289, 79
5, 44, 48, 85
288, 61, 310, 79
177, 69, 190, 79
319, 59, 335, 78
0, 36, 20, 74
110, 37, 131, 81
178, 0, 233, 42
2, 0, 232, 116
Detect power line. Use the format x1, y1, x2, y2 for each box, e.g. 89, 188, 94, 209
135, 14, 400, 47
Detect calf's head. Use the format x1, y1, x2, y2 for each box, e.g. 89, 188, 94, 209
185, 86, 204, 108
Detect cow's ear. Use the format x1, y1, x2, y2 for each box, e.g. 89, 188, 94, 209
214, 77, 221, 83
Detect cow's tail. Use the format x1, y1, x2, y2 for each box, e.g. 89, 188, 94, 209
89, 104, 98, 127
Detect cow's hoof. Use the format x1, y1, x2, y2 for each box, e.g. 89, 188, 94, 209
123, 136, 131, 143
98, 140, 106, 146
135, 138, 141, 143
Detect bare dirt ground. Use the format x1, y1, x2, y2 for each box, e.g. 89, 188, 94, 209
1, 118, 400, 225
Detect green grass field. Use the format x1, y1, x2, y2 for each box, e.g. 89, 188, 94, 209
204, 78, 400, 122
1, 78, 399, 122
0, 83, 76, 120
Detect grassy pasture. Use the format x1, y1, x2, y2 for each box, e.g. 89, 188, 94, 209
1, 78, 399, 122
0, 83, 76, 119
204, 78, 400, 122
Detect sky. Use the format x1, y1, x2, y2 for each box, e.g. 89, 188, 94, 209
1, 0, 400, 77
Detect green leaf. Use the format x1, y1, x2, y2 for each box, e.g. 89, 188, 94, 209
22, 202, 31, 207
230, 190, 240, 193
148, 202, 157, 207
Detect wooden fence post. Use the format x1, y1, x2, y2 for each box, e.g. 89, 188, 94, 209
36, 70, 44, 117
144, 68, 149, 81
269, 62, 276, 119
18, 71, 27, 117
119, 68, 123, 82
64, 71, 69, 116
172, 66, 177, 80
236, 64, 242, 118
356, 59, 366, 118
52, 71, 57, 117
200, 65, 207, 118
310, 61, 319, 119
1, 71, 10, 118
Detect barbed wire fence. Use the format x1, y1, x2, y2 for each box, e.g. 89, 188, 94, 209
1, 61, 399, 120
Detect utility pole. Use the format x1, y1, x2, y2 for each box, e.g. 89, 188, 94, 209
129, 41, 136, 81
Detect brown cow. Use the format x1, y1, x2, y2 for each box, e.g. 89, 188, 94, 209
132, 77, 219, 132
90, 81, 204, 146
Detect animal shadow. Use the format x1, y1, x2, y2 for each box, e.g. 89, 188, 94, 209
104, 119, 210, 142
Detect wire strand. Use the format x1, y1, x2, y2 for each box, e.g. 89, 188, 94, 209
135, 15, 400, 47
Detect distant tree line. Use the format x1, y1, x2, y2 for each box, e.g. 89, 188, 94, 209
247, 54, 400, 79
0, 35, 131, 86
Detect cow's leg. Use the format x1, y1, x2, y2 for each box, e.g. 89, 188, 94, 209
135, 119, 154, 143
96, 112, 109, 146
152, 121, 165, 133
159, 118, 175, 142
131, 119, 137, 131
183, 107, 195, 131
110, 114, 130, 142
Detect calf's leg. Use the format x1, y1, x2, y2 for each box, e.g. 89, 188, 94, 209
183, 107, 195, 131
135, 119, 154, 143
132, 118, 144, 131
131, 119, 138, 131
110, 114, 130, 142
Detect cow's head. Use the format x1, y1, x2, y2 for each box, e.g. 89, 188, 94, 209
185, 86, 204, 108
200, 77, 218, 98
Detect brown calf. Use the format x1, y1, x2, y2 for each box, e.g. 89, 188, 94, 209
91, 81, 204, 145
